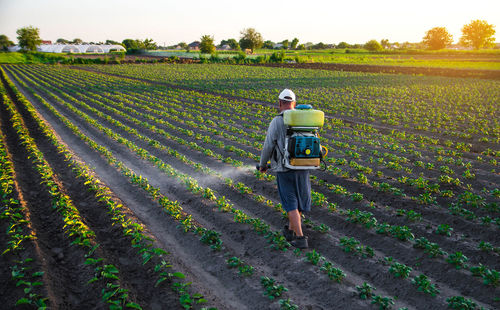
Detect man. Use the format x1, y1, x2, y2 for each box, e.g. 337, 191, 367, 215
259, 89, 311, 249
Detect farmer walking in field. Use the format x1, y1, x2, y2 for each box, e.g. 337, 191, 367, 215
258, 89, 312, 249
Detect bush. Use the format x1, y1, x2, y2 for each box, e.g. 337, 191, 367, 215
233, 51, 247, 63
364, 40, 383, 52
269, 51, 285, 63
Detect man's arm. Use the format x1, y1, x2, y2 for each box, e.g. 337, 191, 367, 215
259, 118, 277, 172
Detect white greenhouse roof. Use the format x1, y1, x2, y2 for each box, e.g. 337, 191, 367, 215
36, 44, 126, 53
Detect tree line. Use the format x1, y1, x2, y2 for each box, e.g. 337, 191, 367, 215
196, 20, 496, 53
0, 20, 496, 53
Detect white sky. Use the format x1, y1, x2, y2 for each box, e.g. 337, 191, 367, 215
0, 0, 498, 46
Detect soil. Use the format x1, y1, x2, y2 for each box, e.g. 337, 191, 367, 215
1, 63, 499, 309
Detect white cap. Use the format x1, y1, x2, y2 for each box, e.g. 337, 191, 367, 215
278, 89, 296, 102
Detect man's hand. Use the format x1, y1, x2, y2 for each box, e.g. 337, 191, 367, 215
257, 164, 268, 173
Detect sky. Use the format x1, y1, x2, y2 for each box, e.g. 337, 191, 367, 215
0, 0, 498, 46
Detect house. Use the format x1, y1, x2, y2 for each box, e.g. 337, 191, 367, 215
218, 44, 231, 50
188, 41, 200, 50
41, 40, 52, 45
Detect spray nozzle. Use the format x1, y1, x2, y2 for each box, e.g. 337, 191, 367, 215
256, 164, 271, 171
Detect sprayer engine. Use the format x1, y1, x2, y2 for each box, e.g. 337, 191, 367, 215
282, 104, 326, 170
288, 132, 321, 158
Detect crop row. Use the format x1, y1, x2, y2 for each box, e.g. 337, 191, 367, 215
1, 67, 226, 309
18, 65, 498, 208
0, 101, 47, 308
4, 65, 421, 309
7, 65, 500, 308
20, 64, 500, 195
25, 65, 500, 169
1, 75, 146, 309
10, 64, 500, 270
10, 65, 498, 233
86, 64, 500, 144
3, 66, 329, 309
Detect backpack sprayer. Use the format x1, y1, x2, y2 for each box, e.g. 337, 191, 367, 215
283, 104, 327, 170
257, 104, 328, 171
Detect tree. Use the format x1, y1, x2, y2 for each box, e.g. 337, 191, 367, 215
380, 39, 390, 49
72, 38, 83, 44
16, 26, 42, 51
291, 38, 299, 49
297, 44, 306, 50
337, 41, 349, 49
364, 39, 383, 51
262, 40, 275, 49
227, 39, 240, 50
312, 42, 327, 49
0, 35, 14, 51
105, 39, 121, 45
200, 35, 215, 54
281, 39, 289, 49
122, 39, 142, 50
177, 42, 188, 49
422, 27, 453, 50
220, 38, 240, 50
56, 38, 69, 44
459, 20, 496, 49
121, 38, 156, 53
239, 28, 263, 53
219, 39, 229, 47
143, 38, 157, 50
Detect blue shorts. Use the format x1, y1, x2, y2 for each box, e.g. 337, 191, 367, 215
276, 170, 312, 213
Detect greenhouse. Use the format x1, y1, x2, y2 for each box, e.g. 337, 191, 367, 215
37, 44, 126, 53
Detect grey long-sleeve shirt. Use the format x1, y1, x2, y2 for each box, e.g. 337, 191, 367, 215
259, 112, 289, 172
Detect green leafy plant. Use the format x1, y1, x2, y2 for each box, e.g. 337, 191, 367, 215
320, 261, 346, 283
261, 277, 288, 300
482, 269, 499, 287
305, 250, 324, 265
446, 296, 478, 309
412, 274, 440, 296
389, 262, 412, 278
371, 295, 394, 310
446, 252, 469, 270
356, 282, 376, 299
435, 224, 453, 236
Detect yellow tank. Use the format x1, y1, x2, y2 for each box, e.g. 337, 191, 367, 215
283, 105, 324, 127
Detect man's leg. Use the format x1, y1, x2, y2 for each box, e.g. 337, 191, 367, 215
288, 209, 303, 237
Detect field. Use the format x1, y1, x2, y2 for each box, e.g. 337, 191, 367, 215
273, 50, 500, 71
145, 49, 500, 71
0, 62, 499, 309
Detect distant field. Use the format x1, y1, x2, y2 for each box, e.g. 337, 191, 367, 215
3, 49, 500, 70
0, 52, 29, 63
146, 49, 500, 70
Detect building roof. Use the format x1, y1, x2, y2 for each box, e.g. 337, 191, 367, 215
37, 44, 126, 53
